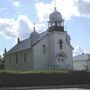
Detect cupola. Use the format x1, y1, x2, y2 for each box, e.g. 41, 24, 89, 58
30, 26, 39, 46
49, 8, 63, 24
48, 8, 64, 32
30, 30, 39, 39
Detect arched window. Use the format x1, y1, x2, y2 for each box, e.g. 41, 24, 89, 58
9, 55, 11, 64
42, 44, 46, 53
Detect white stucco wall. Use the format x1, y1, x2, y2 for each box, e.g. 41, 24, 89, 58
33, 35, 49, 70
5, 30, 73, 71
73, 60, 87, 71
39, 31, 73, 70
53, 31, 73, 70
48, 32, 56, 69
5, 49, 33, 70
74, 54, 88, 61
73, 54, 90, 71
87, 60, 90, 71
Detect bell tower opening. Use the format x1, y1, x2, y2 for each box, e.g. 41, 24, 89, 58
48, 8, 64, 32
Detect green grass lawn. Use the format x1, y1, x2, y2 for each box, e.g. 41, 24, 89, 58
0, 69, 69, 74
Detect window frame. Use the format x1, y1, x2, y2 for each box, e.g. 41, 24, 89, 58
24, 53, 27, 64
16, 54, 18, 64
42, 44, 46, 53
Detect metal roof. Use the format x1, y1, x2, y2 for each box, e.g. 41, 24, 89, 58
7, 31, 48, 55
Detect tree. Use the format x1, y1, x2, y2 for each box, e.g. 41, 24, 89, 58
0, 55, 1, 61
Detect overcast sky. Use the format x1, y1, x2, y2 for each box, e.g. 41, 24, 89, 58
0, 0, 90, 56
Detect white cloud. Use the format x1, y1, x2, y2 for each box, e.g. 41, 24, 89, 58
35, 23, 46, 33
0, 51, 3, 57
73, 45, 85, 56
35, 2, 52, 22
0, 18, 18, 38
35, 0, 90, 22
13, 1, 20, 7
72, 42, 86, 56
0, 15, 46, 40
17, 15, 33, 40
35, 0, 80, 22
55, 0, 79, 19
8, 0, 20, 7
0, 15, 32, 40
76, 0, 90, 16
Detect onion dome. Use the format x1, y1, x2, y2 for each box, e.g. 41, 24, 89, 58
30, 28, 39, 39
49, 9, 63, 23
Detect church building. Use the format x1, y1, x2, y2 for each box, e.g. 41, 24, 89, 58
5, 8, 73, 71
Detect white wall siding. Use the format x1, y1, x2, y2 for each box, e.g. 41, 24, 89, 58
87, 60, 90, 71
54, 31, 73, 70
73, 54, 90, 71
48, 32, 55, 69
73, 60, 87, 71
5, 49, 33, 70
5, 31, 73, 71
33, 35, 49, 70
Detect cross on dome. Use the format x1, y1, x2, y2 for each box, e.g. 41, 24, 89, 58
33, 23, 36, 31
30, 23, 39, 39
48, 0, 64, 28
54, 0, 56, 11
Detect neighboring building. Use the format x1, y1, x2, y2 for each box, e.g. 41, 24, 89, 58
5, 8, 73, 71
73, 53, 90, 71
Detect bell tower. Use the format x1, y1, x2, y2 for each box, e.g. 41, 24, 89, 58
48, 8, 73, 70
48, 8, 64, 32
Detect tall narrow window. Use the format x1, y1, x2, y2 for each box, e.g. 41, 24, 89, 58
16, 54, 18, 64
9, 56, 11, 64
42, 44, 46, 53
24, 53, 26, 63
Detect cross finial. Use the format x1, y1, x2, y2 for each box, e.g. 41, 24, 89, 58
33, 23, 35, 31
54, 0, 56, 11
59, 39, 63, 49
